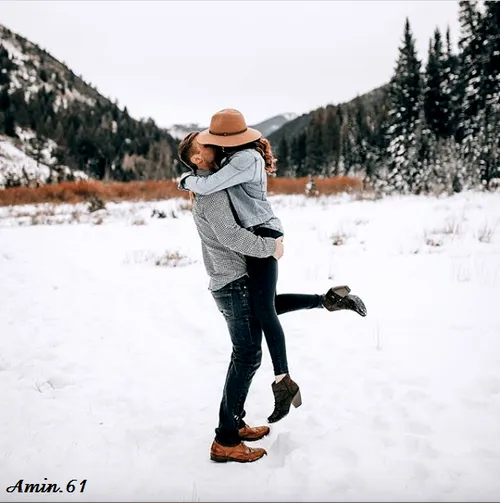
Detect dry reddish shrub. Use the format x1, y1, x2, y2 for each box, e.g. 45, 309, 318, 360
0, 180, 190, 207
0, 176, 363, 207
268, 176, 363, 195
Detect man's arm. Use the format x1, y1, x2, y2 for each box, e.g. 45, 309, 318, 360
202, 190, 277, 258
181, 151, 257, 195
177, 172, 193, 192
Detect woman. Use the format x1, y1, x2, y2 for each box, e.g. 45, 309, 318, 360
178, 110, 367, 423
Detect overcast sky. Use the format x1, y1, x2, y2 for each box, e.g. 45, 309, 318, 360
2, 1, 460, 128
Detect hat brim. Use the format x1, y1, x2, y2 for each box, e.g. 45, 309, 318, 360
197, 127, 262, 147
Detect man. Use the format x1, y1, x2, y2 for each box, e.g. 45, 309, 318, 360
178, 131, 281, 463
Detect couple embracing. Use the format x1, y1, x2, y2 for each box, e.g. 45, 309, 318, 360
177, 108, 367, 463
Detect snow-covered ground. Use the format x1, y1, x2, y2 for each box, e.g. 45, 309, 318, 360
1, 191, 500, 502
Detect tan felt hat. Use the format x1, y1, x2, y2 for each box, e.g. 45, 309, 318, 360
197, 109, 262, 147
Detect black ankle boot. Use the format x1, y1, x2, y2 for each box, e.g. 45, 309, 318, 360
267, 374, 302, 423
322, 285, 367, 317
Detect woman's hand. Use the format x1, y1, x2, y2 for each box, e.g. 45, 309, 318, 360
272, 236, 284, 260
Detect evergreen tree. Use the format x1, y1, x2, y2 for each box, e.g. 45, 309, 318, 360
290, 132, 307, 177
276, 136, 290, 176
479, 1, 500, 184
424, 29, 450, 137
350, 99, 371, 175
4, 111, 17, 137
305, 108, 325, 175
10, 89, 30, 127
323, 105, 342, 175
421, 29, 461, 193
386, 18, 423, 193
0, 44, 17, 84
0, 87, 10, 112
338, 105, 359, 175
445, 27, 460, 137
457, 0, 484, 181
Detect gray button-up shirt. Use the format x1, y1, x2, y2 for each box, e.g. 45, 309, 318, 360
191, 173, 277, 291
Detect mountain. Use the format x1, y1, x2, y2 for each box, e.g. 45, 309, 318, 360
0, 23, 178, 188
268, 85, 390, 178
268, 86, 388, 146
167, 113, 298, 140
166, 123, 203, 141
251, 113, 298, 137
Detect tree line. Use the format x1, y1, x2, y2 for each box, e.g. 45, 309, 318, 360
1, 3, 499, 194
271, 1, 500, 193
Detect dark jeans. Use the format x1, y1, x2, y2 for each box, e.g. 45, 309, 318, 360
247, 227, 323, 376
212, 277, 262, 447
211, 275, 322, 447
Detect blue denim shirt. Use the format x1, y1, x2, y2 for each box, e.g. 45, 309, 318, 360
182, 149, 283, 232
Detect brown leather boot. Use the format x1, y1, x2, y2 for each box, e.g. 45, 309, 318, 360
238, 424, 270, 442
210, 440, 267, 463
322, 285, 367, 317
267, 374, 302, 423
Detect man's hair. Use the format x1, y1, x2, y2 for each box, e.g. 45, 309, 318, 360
178, 131, 200, 171
217, 138, 277, 174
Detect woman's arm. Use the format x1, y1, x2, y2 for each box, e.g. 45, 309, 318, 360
181, 151, 258, 195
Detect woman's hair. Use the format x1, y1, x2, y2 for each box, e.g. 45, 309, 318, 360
217, 137, 277, 174
178, 131, 200, 171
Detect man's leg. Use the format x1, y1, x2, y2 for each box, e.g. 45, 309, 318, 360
210, 277, 267, 462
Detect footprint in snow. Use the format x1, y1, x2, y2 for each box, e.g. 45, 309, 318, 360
408, 420, 433, 436
404, 435, 440, 459
34, 375, 75, 392
479, 376, 500, 396
461, 397, 489, 410
267, 432, 301, 468
401, 388, 430, 403
329, 446, 359, 470
371, 415, 392, 432
468, 447, 500, 460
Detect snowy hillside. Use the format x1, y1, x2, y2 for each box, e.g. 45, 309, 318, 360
0, 24, 178, 184
0, 139, 50, 188
0, 135, 87, 188
0, 24, 102, 109
0, 24, 100, 180
1, 191, 499, 501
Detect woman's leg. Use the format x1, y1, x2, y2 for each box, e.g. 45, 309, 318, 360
246, 244, 303, 424
275, 293, 324, 315
245, 226, 291, 377
275, 290, 367, 317
246, 252, 289, 376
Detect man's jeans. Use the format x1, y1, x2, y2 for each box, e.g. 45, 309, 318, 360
212, 276, 262, 446
211, 275, 323, 447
